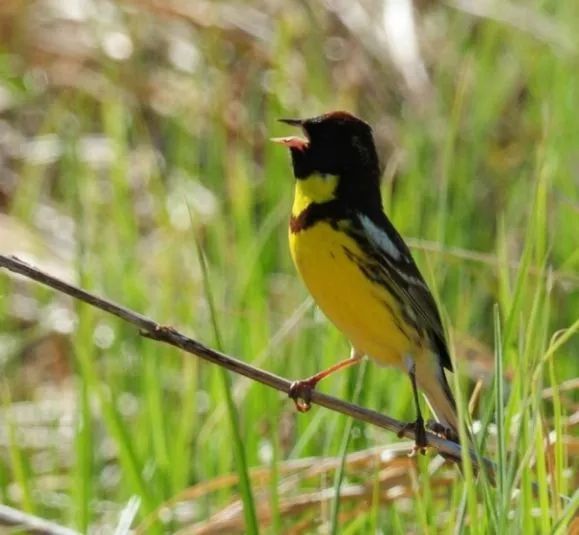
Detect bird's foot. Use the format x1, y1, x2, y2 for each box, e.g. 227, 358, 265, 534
426, 420, 459, 443
288, 355, 363, 412
397, 417, 428, 456
288, 377, 319, 413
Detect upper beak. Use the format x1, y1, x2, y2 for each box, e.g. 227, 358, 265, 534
278, 118, 303, 126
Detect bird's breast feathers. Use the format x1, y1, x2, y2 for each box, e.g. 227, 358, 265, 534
289, 207, 422, 367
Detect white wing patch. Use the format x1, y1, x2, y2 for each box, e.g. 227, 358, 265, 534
359, 214, 402, 260
359, 213, 428, 290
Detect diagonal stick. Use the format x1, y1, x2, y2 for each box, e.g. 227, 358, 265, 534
0, 253, 493, 473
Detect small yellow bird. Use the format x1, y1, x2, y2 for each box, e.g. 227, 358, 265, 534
273, 111, 459, 449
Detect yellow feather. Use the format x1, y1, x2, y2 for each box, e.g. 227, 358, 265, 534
289, 174, 416, 368
291, 174, 338, 215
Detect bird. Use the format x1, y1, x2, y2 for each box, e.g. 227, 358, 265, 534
272, 111, 460, 451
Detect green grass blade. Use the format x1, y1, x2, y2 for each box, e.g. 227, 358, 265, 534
329, 359, 368, 534
192, 225, 259, 534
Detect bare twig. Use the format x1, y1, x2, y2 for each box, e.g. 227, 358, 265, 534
445, 0, 575, 54
0, 254, 492, 472
0, 503, 79, 535
406, 238, 579, 288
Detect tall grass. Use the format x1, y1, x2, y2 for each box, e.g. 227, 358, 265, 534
0, 0, 577, 532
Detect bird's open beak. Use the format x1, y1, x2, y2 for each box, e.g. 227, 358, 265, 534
271, 118, 309, 151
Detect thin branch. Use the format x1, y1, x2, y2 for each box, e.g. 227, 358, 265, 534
445, 0, 575, 54
0, 503, 80, 535
406, 238, 579, 288
0, 254, 492, 472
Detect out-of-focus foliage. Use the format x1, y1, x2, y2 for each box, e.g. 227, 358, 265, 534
0, 0, 577, 533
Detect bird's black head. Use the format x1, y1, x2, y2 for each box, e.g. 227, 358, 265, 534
273, 111, 382, 210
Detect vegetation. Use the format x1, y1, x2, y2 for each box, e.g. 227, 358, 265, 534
0, 0, 577, 532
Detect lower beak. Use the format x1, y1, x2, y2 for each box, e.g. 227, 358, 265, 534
270, 136, 309, 151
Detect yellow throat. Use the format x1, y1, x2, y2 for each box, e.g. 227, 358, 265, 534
291, 174, 339, 217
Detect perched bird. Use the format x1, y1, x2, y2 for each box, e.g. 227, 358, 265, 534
272, 111, 459, 450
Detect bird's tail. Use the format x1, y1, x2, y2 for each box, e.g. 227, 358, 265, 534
415, 356, 460, 441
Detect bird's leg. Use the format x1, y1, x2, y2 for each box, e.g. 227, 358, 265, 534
289, 349, 364, 412
397, 356, 428, 455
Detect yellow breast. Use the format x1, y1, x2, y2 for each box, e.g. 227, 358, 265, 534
289, 216, 414, 368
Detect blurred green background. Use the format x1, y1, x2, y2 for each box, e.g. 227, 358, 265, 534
0, 0, 577, 533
